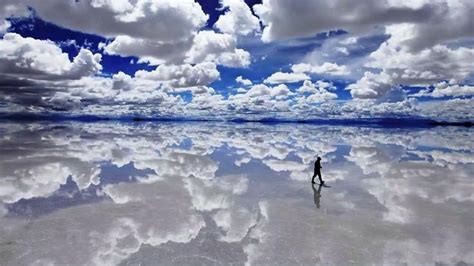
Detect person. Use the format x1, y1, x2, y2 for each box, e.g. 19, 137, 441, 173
311, 156, 324, 184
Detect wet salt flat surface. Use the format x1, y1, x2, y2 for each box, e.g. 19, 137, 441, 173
0, 122, 473, 265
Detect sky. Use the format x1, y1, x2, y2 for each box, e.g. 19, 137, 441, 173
0, 0, 473, 121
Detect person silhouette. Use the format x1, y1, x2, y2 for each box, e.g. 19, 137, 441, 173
311, 157, 324, 184
312, 183, 323, 208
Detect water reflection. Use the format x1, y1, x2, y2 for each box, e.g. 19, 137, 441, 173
312, 183, 323, 209
0, 122, 473, 265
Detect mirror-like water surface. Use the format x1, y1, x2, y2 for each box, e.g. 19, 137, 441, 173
0, 122, 473, 265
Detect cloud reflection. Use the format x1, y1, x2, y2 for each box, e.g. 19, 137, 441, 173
0, 122, 472, 265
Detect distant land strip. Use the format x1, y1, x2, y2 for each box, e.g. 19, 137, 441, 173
0, 113, 472, 128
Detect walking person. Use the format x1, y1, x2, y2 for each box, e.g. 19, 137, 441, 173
311, 157, 324, 184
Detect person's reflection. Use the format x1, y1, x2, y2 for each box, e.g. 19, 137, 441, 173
312, 183, 323, 209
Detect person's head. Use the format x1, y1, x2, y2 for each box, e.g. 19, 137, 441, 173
317, 156, 321, 161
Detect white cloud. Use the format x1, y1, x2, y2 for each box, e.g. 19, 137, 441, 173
0, 33, 102, 79
264, 72, 309, 84
296, 80, 338, 103
413, 82, 474, 98
271, 84, 292, 98
215, 0, 260, 36
111, 71, 133, 92
311, 62, 350, 76
342, 98, 416, 118
251, 0, 474, 115
297, 80, 333, 94
236, 76, 252, 86
215, 48, 251, 68
291, 63, 312, 74
104, 35, 193, 65
135, 62, 220, 88
347, 20, 474, 101
292, 62, 350, 76
347, 71, 394, 99
185, 31, 251, 68
418, 98, 474, 122
253, 0, 440, 42
15, 1, 255, 68
244, 84, 272, 97
385, 0, 474, 51
104, 30, 252, 67
226, 83, 293, 114
367, 35, 474, 85
29, 0, 208, 42
0, 33, 104, 110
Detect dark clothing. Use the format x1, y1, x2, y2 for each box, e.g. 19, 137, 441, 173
312, 172, 323, 184
314, 160, 321, 170
312, 160, 323, 183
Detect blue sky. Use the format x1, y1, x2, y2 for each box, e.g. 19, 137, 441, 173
0, 0, 473, 121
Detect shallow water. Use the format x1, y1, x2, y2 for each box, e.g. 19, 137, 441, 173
0, 122, 473, 265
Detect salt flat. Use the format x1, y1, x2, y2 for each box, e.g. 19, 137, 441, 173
0, 122, 472, 265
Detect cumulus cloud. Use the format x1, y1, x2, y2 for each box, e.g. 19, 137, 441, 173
347, 71, 394, 99
0, 33, 103, 110
252, 0, 473, 110
253, 0, 440, 42
346, 40, 474, 101
345, 4, 474, 102
264, 72, 309, 84
296, 80, 332, 93
135, 62, 220, 88
367, 34, 474, 86
311, 62, 350, 76
0, 0, 473, 121
292, 62, 350, 76
418, 98, 474, 122
11, 1, 254, 68
28, 0, 208, 42
104, 30, 252, 67
413, 82, 474, 98
104, 35, 193, 65
0, 33, 102, 79
271, 84, 292, 98
226, 83, 293, 114
0, 35, 220, 112
387, 0, 474, 52
241, 84, 270, 98
215, 0, 260, 36
296, 80, 338, 102
185, 30, 251, 68
235, 76, 252, 86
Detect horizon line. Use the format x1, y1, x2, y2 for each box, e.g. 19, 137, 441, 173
0, 113, 472, 128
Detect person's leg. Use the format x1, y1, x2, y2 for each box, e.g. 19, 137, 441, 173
311, 174, 316, 183
318, 172, 324, 183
